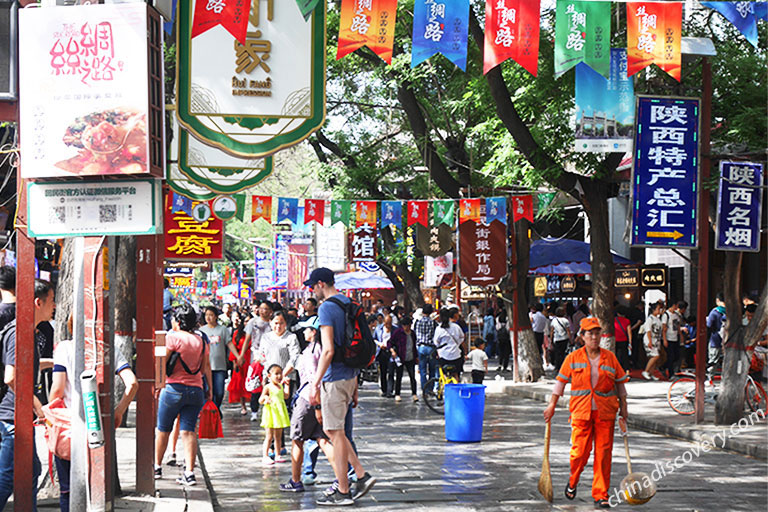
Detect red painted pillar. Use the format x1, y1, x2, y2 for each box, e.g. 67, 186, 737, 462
135, 235, 160, 494
13, 229, 35, 510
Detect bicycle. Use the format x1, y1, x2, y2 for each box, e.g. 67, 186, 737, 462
667, 370, 768, 415
423, 364, 459, 415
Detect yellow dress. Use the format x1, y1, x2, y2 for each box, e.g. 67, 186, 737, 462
260, 383, 290, 429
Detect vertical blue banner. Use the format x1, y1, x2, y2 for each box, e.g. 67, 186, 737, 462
274, 233, 290, 289
701, 2, 759, 47
715, 161, 763, 252
574, 48, 635, 152
380, 200, 402, 229
254, 248, 273, 292
485, 197, 507, 225
171, 192, 194, 216
411, 0, 469, 71
277, 197, 299, 224
631, 96, 700, 248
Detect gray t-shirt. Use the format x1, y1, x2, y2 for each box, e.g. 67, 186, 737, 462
199, 324, 230, 372
0, 321, 40, 422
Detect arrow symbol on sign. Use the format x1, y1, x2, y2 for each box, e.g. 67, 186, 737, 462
647, 231, 683, 240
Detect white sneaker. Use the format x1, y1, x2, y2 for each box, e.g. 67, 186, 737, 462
641, 371, 651, 380
651, 373, 660, 381
251, 412, 259, 422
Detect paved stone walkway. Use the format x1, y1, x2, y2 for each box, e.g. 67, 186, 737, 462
199, 384, 768, 511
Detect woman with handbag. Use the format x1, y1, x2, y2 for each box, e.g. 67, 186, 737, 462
154, 303, 212, 486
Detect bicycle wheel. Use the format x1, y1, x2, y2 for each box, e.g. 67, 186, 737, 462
745, 379, 768, 413
667, 376, 696, 415
423, 378, 444, 415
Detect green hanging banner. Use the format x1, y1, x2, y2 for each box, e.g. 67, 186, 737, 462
330, 200, 351, 227
433, 200, 455, 226
537, 192, 556, 218
554, 1, 611, 78
234, 194, 247, 221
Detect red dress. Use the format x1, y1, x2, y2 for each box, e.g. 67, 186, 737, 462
227, 330, 252, 402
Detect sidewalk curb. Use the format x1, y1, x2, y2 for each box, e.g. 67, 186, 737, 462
494, 385, 768, 461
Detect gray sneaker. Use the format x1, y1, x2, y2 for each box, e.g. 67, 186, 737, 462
352, 472, 376, 500
316, 489, 354, 506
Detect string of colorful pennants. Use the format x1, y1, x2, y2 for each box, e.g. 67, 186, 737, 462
192, 1, 767, 81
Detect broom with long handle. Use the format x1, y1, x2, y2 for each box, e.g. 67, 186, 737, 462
538, 421, 554, 502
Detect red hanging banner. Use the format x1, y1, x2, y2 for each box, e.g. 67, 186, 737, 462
626, 2, 682, 81
459, 219, 507, 286
337, 0, 398, 64
407, 201, 429, 227
191, 0, 252, 45
304, 199, 325, 225
511, 195, 533, 222
483, 0, 541, 75
459, 198, 481, 224
356, 200, 378, 227
252, 195, 272, 223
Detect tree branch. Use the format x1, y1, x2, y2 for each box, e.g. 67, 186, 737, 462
315, 130, 358, 168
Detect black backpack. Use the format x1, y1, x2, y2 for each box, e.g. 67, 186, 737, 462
326, 297, 376, 369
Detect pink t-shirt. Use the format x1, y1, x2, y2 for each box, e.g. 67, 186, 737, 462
166, 330, 207, 388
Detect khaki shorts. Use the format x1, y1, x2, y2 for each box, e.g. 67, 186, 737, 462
320, 378, 357, 431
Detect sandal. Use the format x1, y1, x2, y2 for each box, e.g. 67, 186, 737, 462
565, 483, 577, 500
595, 499, 610, 509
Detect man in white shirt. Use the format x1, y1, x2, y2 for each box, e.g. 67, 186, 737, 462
531, 303, 549, 362
662, 301, 686, 378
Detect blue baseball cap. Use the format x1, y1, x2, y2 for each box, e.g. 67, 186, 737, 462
303, 267, 335, 287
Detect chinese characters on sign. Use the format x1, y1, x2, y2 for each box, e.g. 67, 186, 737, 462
337, 0, 398, 64
232, 0, 273, 97
459, 219, 506, 286
631, 96, 700, 248
254, 248, 273, 291
626, 2, 682, 81
411, 0, 469, 71
164, 193, 224, 260
350, 225, 378, 262
554, 1, 610, 78
715, 161, 763, 252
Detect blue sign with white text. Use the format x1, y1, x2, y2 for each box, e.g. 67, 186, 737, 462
715, 161, 763, 252
631, 96, 700, 248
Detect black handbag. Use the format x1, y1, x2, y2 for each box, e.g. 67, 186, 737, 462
166, 335, 205, 377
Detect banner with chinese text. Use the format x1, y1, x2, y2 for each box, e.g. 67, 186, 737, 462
715, 161, 763, 252
631, 96, 700, 248
304, 199, 325, 224
254, 248, 273, 291
554, 1, 610, 78
331, 200, 352, 226
483, 0, 541, 75
459, 220, 506, 286
191, 0, 251, 44
627, 2, 682, 81
381, 200, 402, 229
512, 195, 533, 222
412, 0, 470, 71
356, 200, 378, 227
574, 48, 634, 152
287, 244, 310, 290
701, 2, 759, 47
408, 201, 429, 227
337, 0, 398, 64
459, 198, 481, 223
252, 195, 272, 223
165, 193, 224, 261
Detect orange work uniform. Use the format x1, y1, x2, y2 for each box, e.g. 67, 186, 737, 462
556, 347, 628, 501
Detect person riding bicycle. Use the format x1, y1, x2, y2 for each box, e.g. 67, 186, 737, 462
434, 308, 465, 381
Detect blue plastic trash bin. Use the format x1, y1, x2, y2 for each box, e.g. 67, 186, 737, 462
444, 383, 486, 442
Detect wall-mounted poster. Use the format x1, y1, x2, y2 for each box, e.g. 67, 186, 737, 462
19, 3, 163, 178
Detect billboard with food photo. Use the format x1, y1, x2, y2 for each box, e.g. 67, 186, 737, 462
19, 3, 160, 178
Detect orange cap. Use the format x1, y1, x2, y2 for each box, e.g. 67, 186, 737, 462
580, 317, 601, 331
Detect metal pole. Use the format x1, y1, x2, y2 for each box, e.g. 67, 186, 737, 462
71, 238, 87, 511
695, 57, 712, 424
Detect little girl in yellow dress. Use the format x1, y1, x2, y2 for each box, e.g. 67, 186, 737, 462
259, 364, 291, 466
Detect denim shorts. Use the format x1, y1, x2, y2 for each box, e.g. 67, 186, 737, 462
157, 383, 205, 433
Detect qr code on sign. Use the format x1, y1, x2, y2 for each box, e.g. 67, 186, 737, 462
99, 205, 117, 223
49, 207, 65, 224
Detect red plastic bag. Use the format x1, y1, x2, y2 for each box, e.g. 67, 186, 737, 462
245, 361, 264, 393
198, 400, 223, 439
42, 398, 71, 460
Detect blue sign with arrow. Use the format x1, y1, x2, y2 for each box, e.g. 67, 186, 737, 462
631, 96, 700, 248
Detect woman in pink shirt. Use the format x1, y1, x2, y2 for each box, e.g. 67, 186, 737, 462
154, 303, 212, 486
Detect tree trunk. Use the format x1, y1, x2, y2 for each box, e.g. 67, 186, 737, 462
581, 178, 616, 351
716, 251, 748, 424
54, 239, 75, 341
113, 236, 136, 411
378, 227, 426, 310
500, 217, 542, 382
